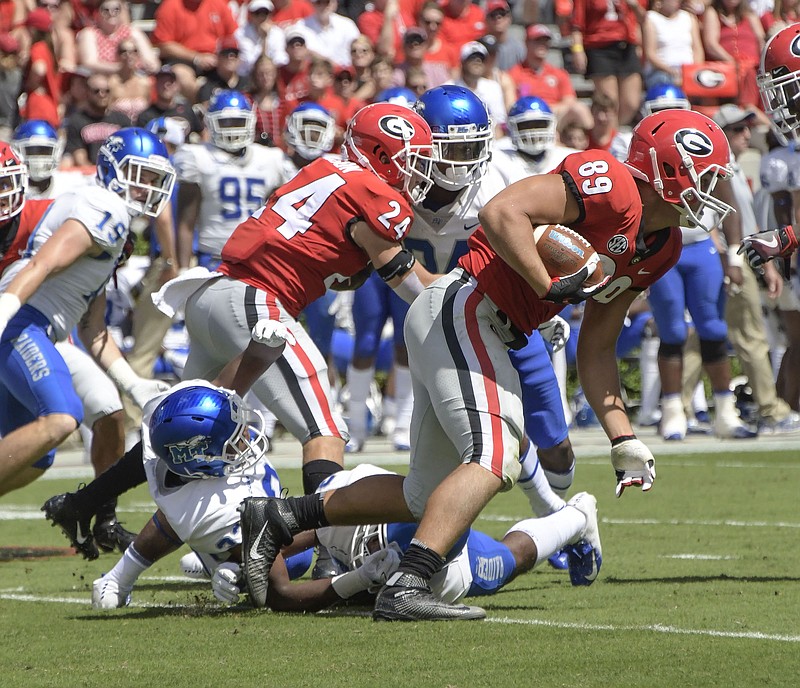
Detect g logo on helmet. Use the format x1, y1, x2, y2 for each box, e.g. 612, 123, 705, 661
694, 69, 726, 89
791, 34, 800, 58
674, 129, 713, 158
378, 115, 416, 141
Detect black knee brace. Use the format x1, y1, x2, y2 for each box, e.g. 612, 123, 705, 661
699, 338, 728, 364
658, 341, 684, 360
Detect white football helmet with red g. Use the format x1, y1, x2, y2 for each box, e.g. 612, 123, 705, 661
0, 142, 27, 222
759, 23, 800, 145
623, 110, 735, 228
342, 103, 436, 204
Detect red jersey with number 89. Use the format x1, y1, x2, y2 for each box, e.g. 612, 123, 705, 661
220, 156, 414, 317
459, 149, 682, 334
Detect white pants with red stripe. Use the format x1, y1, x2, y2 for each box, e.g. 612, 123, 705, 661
183, 276, 348, 444
402, 270, 524, 519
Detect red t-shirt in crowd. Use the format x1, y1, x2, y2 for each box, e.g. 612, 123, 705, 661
273, 0, 314, 27
152, 0, 238, 54
507, 62, 575, 105
572, 0, 645, 48
438, 1, 486, 49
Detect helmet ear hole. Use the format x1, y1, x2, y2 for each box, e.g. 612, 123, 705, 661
661, 161, 676, 179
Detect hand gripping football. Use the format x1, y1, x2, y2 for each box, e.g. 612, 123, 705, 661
533, 224, 604, 287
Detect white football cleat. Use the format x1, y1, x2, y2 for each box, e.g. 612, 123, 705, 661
92, 576, 131, 609
566, 492, 602, 586
660, 396, 687, 441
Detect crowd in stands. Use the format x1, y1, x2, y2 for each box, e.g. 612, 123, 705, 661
0, 0, 790, 145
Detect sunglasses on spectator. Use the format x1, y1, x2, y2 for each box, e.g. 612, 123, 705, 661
488, 10, 509, 19
90, 87, 110, 94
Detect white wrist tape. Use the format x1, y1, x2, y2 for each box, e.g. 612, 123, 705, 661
727, 246, 745, 268
0, 293, 21, 322
331, 570, 366, 599
106, 357, 140, 395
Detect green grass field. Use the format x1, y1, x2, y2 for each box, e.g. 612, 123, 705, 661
1, 449, 800, 688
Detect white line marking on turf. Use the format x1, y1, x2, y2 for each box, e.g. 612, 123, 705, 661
487, 617, 800, 643
660, 554, 738, 560
476, 514, 800, 528
3, 591, 798, 642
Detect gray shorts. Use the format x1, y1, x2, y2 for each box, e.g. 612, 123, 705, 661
183, 276, 348, 444
402, 269, 524, 518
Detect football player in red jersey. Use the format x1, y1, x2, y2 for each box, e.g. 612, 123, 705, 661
43, 103, 441, 564
238, 109, 738, 621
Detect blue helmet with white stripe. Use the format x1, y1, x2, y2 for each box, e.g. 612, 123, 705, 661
285, 102, 335, 160
149, 385, 269, 479
507, 96, 556, 156
96, 127, 176, 217
414, 85, 492, 191
375, 87, 418, 109
206, 90, 256, 152
12, 119, 64, 181
642, 83, 690, 117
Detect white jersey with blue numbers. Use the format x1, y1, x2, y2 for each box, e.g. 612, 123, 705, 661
491, 138, 579, 185
407, 161, 509, 273
0, 184, 131, 341
759, 145, 800, 193
173, 142, 293, 257
141, 379, 282, 557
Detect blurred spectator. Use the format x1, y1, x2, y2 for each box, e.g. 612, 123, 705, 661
508, 25, 593, 131
393, 24, 455, 90
272, 0, 314, 27
62, 72, 130, 166
19, 8, 62, 128
404, 64, 429, 96
702, 0, 765, 110
761, 0, 799, 38
196, 37, 251, 106
108, 38, 154, 124
277, 25, 312, 101
587, 90, 630, 161
450, 41, 506, 134
358, 0, 404, 61
76, 0, 159, 75
152, 0, 238, 101
350, 34, 377, 100
484, 0, 525, 71
438, 0, 486, 50
477, 33, 516, 111
30, 0, 78, 73
136, 65, 204, 139
236, 0, 288, 77
642, 0, 704, 90
571, 0, 646, 127
61, 66, 91, 119
296, 0, 361, 67
247, 55, 284, 147
333, 65, 367, 122
0, 32, 21, 138
559, 121, 589, 149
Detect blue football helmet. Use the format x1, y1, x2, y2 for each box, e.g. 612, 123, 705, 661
375, 87, 418, 109
507, 96, 556, 156
641, 83, 690, 117
96, 127, 175, 217
149, 385, 269, 479
206, 90, 256, 152
285, 102, 336, 160
414, 85, 492, 191
11, 119, 64, 182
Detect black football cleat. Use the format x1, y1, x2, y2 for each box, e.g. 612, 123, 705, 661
42, 492, 99, 560
372, 572, 486, 621
93, 518, 136, 554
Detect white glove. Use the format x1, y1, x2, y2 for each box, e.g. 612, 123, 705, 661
251, 319, 296, 348
610, 436, 656, 497
211, 562, 242, 605
331, 544, 402, 599
537, 315, 571, 353
127, 377, 171, 409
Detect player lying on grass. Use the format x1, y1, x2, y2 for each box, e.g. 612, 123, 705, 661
91, 382, 602, 611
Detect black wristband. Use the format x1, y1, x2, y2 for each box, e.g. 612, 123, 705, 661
611, 434, 637, 447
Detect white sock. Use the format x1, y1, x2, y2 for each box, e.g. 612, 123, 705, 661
392, 364, 413, 435
346, 366, 374, 442
639, 335, 661, 422
551, 348, 572, 425
506, 506, 586, 568
517, 443, 566, 517
543, 461, 575, 499
104, 544, 152, 589
692, 382, 708, 415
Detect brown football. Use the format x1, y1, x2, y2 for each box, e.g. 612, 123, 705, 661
533, 224, 604, 287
